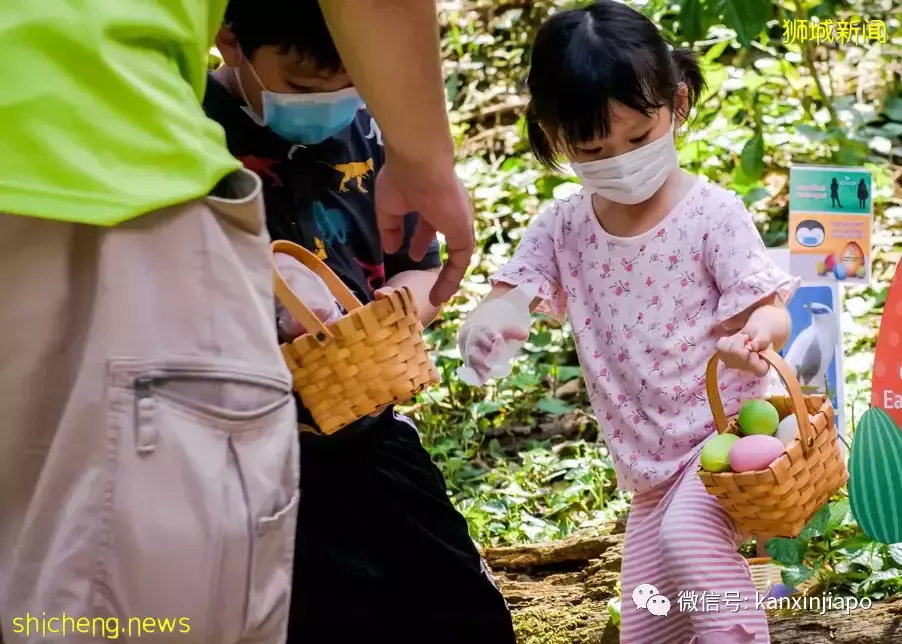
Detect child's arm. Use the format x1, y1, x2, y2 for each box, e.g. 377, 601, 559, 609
714, 293, 791, 377
376, 269, 442, 326
701, 192, 801, 376
477, 282, 543, 312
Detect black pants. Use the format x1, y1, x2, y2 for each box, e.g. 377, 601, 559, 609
288, 413, 516, 644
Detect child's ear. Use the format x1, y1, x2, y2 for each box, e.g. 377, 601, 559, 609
674, 83, 690, 129
215, 26, 242, 68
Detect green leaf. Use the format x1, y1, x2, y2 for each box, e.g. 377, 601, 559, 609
537, 398, 575, 415
833, 534, 874, 556
796, 124, 830, 141
556, 366, 583, 382
739, 134, 765, 181
679, 0, 705, 42
607, 597, 622, 629
884, 97, 902, 122
800, 505, 831, 541
782, 563, 815, 589
766, 537, 806, 566
529, 331, 553, 347
702, 40, 731, 64
861, 569, 902, 590
741, 187, 770, 206
888, 544, 902, 567
826, 500, 851, 535
444, 71, 460, 105
714, 0, 772, 48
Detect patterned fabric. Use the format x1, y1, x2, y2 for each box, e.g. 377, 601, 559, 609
493, 181, 800, 492
619, 453, 769, 643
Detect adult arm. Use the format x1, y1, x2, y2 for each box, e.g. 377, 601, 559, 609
318, 0, 475, 307
318, 0, 454, 172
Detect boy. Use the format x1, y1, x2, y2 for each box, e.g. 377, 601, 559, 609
204, 2, 516, 643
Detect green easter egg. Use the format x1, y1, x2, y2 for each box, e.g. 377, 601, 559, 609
849, 407, 902, 544
738, 399, 779, 436
701, 433, 740, 472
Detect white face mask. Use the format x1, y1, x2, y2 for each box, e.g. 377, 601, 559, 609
570, 120, 678, 205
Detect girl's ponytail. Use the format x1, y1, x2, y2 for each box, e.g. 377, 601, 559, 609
671, 48, 706, 119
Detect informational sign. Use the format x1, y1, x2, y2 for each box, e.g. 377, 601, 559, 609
768, 249, 846, 447
789, 165, 873, 285
871, 266, 902, 428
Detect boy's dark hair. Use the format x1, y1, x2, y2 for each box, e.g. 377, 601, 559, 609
224, 0, 341, 72
525, 0, 706, 170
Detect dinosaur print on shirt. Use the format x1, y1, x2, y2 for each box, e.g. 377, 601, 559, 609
239, 155, 281, 186
331, 159, 374, 194
312, 201, 349, 245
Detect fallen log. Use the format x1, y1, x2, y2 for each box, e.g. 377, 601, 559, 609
483, 528, 902, 643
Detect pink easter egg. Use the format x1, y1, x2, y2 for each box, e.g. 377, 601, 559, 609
728, 435, 786, 473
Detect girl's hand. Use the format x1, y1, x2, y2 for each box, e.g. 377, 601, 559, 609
715, 328, 771, 377
459, 324, 530, 380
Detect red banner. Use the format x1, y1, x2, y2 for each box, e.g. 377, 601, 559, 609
871, 268, 902, 427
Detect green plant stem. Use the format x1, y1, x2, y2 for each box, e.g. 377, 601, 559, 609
792, 5, 839, 127
802, 45, 839, 126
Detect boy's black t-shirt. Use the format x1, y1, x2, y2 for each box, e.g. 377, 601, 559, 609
202, 75, 441, 436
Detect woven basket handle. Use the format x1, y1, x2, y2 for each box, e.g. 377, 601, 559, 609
705, 347, 815, 456
271, 240, 362, 344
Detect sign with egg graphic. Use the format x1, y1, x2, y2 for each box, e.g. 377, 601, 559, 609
789, 165, 872, 285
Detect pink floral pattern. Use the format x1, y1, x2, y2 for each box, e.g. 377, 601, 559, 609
493, 181, 800, 492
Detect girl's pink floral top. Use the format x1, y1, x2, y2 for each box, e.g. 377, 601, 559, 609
492, 180, 800, 492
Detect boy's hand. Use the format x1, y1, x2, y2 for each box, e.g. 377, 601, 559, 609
715, 326, 772, 377
274, 253, 342, 341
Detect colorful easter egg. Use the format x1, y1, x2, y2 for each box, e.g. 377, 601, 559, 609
815, 261, 827, 276
833, 263, 848, 281
728, 435, 785, 473
738, 399, 779, 436
823, 254, 837, 272
849, 407, 902, 544
840, 241, 865, 274
775, 414, 799, 446
700, 433, 740, 472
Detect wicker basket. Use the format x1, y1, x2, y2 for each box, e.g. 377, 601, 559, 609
272, 240, 439, 434
697, 348, 848, 538
747, 557, 820, 596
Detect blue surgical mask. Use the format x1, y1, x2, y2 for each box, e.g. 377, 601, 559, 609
236, 62, 363, 145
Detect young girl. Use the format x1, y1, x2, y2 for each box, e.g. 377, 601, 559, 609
459, 3, 800, 642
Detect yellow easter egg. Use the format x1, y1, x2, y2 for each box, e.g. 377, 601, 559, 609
841, 241, 865, 274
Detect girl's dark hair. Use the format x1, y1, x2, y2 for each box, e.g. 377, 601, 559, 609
526, 1, 706, 170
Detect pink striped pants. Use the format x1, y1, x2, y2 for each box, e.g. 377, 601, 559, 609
619, 453, 770, 643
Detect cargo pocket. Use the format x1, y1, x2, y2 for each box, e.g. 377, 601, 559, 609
96, 358, 299, 644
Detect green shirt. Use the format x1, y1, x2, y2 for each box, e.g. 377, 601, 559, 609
0, 1, 241, 225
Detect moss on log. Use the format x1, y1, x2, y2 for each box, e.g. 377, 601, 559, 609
483, 528, 902, 643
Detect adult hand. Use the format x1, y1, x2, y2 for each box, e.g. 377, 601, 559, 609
375, 158, 475, 307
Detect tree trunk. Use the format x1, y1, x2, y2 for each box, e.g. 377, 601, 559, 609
483, 528, 902, 643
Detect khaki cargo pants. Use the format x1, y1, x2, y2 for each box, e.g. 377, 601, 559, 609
0, 170, 300, 643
